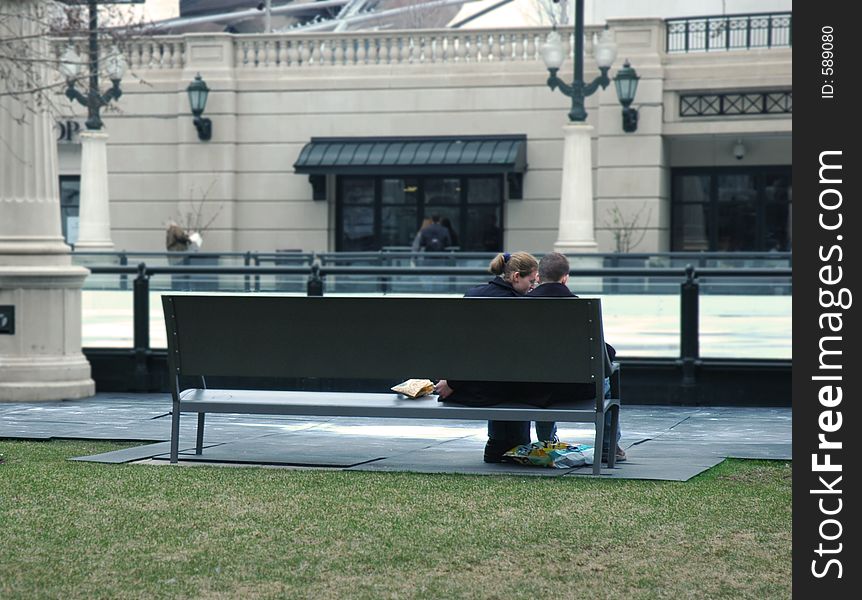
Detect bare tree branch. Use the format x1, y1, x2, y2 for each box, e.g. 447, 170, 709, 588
602, 203, 652, 253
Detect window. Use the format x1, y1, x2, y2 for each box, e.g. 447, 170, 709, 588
59, 176, 80, 245
671, 167, 791, 251
337, 175, 503, 251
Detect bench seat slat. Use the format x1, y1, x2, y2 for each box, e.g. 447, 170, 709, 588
178, 389, 600, 423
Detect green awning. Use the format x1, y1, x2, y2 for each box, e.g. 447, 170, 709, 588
293, 135, 527, 175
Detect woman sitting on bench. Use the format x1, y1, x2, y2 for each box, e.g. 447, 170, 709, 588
434, 251, 538, 463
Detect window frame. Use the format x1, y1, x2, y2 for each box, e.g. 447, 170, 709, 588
336, 174, 504, 251
670, 165, 791, 252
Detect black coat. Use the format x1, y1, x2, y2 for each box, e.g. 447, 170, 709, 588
527, 282, 616, 361
499, 281, 618, 407
444, 277, 523, 406
464, 276, 522, 297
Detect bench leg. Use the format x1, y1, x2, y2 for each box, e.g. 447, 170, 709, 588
607, 405, 620, 469
170, 401, 180, 464
196, 413, 205, 455
593, 412, 605, 475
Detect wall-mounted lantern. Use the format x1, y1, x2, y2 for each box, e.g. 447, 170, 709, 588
613, 60, 641, 133
186, 73, 212, 141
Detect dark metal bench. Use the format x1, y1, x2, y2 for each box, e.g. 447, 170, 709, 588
162, 295, 621, 474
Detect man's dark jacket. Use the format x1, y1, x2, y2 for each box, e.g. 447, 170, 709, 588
526, 282, 616, 361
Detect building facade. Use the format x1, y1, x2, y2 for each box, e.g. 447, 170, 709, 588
56, 13, 792, 254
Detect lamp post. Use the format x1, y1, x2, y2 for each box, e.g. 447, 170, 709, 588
541, 0, 639, 254
59, 0, 128, 250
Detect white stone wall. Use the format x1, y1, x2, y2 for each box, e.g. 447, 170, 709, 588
56, 21, 792, 253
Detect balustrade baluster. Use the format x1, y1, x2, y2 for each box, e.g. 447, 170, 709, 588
475, 34, 485, 61
166, 42, 176, 68
141, 42, 152, 69
369, 38, 380, 64
514, 32, 525, 61
235, 41, 245, 67
333, 40, 344, 65
346, 39, 356, 65
355, 38, 366, 64
455, 35, 466, 62
399, 36, 409, 63
525, 32, 536, 60
319, 40, 331, 65
287, 40, 298, 66
469, 35, 480, 62
266, 40, 276, 66
307, 39, 317, 65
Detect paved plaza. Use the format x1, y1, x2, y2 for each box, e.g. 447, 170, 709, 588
0, 393, 791, 481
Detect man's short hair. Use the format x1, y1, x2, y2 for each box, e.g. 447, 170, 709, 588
538, 252, 570, 283
430, 214, 441, 223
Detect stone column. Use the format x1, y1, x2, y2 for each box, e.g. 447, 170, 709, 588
74, 131, 115, 250
0, 0, 95, 401
554, 123, 599, 253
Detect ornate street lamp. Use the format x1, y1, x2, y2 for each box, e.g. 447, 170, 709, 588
541, 2, 639, 130
59, 14, 126, 131
57, 0, 131, 250
540, 0, 640, 255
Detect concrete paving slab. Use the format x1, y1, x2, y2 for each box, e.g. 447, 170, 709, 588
70, 441, 201, 463
2, 393, 791, 481
151, 430, 443, 468
346, 442, 578, 477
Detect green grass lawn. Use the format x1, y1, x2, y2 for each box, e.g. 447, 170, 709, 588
0, 440, 790, 600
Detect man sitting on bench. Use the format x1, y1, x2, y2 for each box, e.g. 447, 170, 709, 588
526, 252, 626, 463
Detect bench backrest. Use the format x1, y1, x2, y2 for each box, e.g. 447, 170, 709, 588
162, 295, 607, 387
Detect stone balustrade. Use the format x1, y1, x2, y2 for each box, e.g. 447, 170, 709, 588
231, 26, 594, 68
51, 26, 612, 72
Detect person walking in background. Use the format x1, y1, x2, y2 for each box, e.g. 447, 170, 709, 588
166, 220, 190, 253
411, 217, 433, 252
526, 252, 625, 462
434, 251, 539, 463
166, 220, 191, 290
414, 214, 451, 253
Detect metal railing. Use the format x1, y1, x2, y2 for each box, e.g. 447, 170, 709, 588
666, 12, 792, 53
76, 250, 791, 295
679, 90, 792, 117
88, 261, 790, 390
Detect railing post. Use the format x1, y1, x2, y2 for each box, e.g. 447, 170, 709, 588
244, 251, 251, 292
680, 264, 699, 388
684, 18, 689, 52
746, 15, 752, 49
119, 252, 128, 291
133, 262, 150, 391
767, 14, 773, 47
704, 17, 710, 51
254, 254, 261, 292
307, 264, 324, 296
379, 250, 390, 294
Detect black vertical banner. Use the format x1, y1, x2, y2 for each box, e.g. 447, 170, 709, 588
793, 3, 860, 597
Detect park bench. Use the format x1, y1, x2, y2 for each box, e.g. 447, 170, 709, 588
162, 295, 621, 474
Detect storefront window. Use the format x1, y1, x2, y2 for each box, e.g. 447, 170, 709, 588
59, 176, 80, 245
340, 178, 375, 251
337, 175, 504, 251
671, 167, 791, 251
